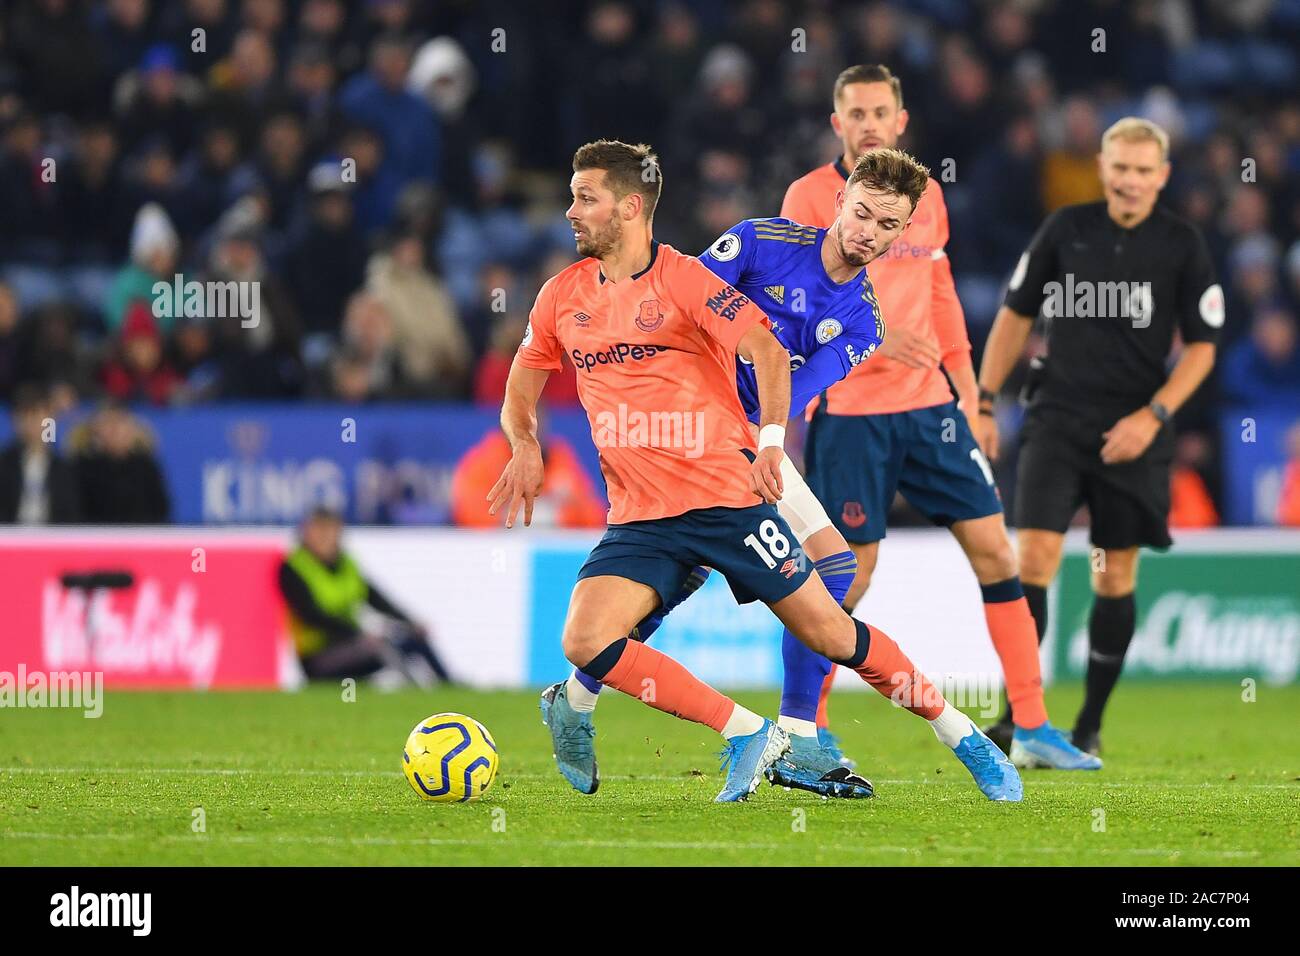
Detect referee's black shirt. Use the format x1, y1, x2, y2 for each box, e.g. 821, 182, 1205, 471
1003, 201, 1223, 425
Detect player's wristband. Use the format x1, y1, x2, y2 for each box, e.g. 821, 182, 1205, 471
757, 424, 786, 451
978, 386, 997, 404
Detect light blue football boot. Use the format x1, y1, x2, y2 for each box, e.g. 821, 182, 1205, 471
539, 681, 598, 794
766, 733, 874, 798
1011, 722, 1103, 770
817, 726, 857, 770
951, 725, 1023, 801
714, 720, 790, 803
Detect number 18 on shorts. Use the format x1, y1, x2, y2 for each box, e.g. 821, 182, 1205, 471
576, 503, 813, 608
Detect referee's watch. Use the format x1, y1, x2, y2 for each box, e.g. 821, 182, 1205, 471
1148, 400, 1171, 424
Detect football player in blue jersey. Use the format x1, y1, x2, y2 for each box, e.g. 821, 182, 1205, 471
542, 149, 1016, 800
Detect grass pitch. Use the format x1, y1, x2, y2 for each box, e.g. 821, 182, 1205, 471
2, 682, 1297, 866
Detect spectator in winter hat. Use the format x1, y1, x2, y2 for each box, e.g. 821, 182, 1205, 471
100, 302, 182, 405
106, 202, 181, 332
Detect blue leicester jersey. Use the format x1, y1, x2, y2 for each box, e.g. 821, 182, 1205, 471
698, 218, 885, 424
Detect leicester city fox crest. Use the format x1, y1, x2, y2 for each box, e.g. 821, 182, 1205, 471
815, 318, 843, 344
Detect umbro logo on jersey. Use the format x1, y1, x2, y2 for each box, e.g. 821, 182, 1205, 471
764, 285, 785, 304
574, 312, 591, 325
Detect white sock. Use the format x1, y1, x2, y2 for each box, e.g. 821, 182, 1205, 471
777, 715, 818, 738
721, 705, 766, 739
929, 703, 976, 749
565, 672, 600, 713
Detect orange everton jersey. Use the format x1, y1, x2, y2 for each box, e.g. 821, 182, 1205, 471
516, 241, 770, 524
782, 160, 972, 415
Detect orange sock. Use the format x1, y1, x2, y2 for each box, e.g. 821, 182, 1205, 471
815, 668, 835, 728
595, 639, 735, 733
838, 620, 946, 720
981, 582, 1048, 729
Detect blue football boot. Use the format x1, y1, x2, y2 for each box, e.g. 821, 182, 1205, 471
1011, 722, 1103, 770
951, 725, 1023, 801
714, 720, 790, 803
766, 733, 874, 798
816, 726, 858, 770
539, 681, 598, 794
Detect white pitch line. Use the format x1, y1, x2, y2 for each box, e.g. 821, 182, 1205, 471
0, 831, 788, 851
855, 777, 1300, 790
513, 774, 1300, 790
1, 766, 1294, 789
0, 830, 1269, 859
0, 766, 396, 778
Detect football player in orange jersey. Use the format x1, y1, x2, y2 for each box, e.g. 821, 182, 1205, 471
783, 65, 1099, 771
496, 139, 1022, 802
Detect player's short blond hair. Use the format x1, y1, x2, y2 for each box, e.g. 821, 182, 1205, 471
1101, 117, 1170, 162
846, 147, 930, 212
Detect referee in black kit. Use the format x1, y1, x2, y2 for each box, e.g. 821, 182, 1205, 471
974, 117, 1222, 756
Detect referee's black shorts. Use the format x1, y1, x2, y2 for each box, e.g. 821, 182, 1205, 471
1013, 408, 1175, 550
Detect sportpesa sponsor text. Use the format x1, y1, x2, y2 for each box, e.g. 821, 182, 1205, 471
571, 342, 666, 372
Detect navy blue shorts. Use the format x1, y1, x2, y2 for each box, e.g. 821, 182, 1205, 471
577, 504, 812, 607
805, 400, 1002, 544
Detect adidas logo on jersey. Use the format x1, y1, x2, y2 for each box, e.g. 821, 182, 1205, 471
764, 285, 784, 305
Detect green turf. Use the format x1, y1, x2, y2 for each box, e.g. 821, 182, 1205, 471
1, 682, 1297, 866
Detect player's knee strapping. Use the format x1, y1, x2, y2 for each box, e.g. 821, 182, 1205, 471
813, 551, 857, 605
779, 551, 856, 722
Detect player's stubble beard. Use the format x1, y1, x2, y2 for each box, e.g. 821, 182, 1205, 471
834, 220, 872, 269
574, 213, 623, 260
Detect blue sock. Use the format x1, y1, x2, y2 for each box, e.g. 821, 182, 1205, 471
780, 550, 857, 722
573, 668, 604, 695
568, 567, 711, 699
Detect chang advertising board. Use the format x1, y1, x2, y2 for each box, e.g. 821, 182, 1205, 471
1054, 546, 1300, 684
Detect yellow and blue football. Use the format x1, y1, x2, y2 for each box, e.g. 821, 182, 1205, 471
402, 712, 499, 802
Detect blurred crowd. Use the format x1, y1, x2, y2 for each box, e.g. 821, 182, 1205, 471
1, 0, 1299, 525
